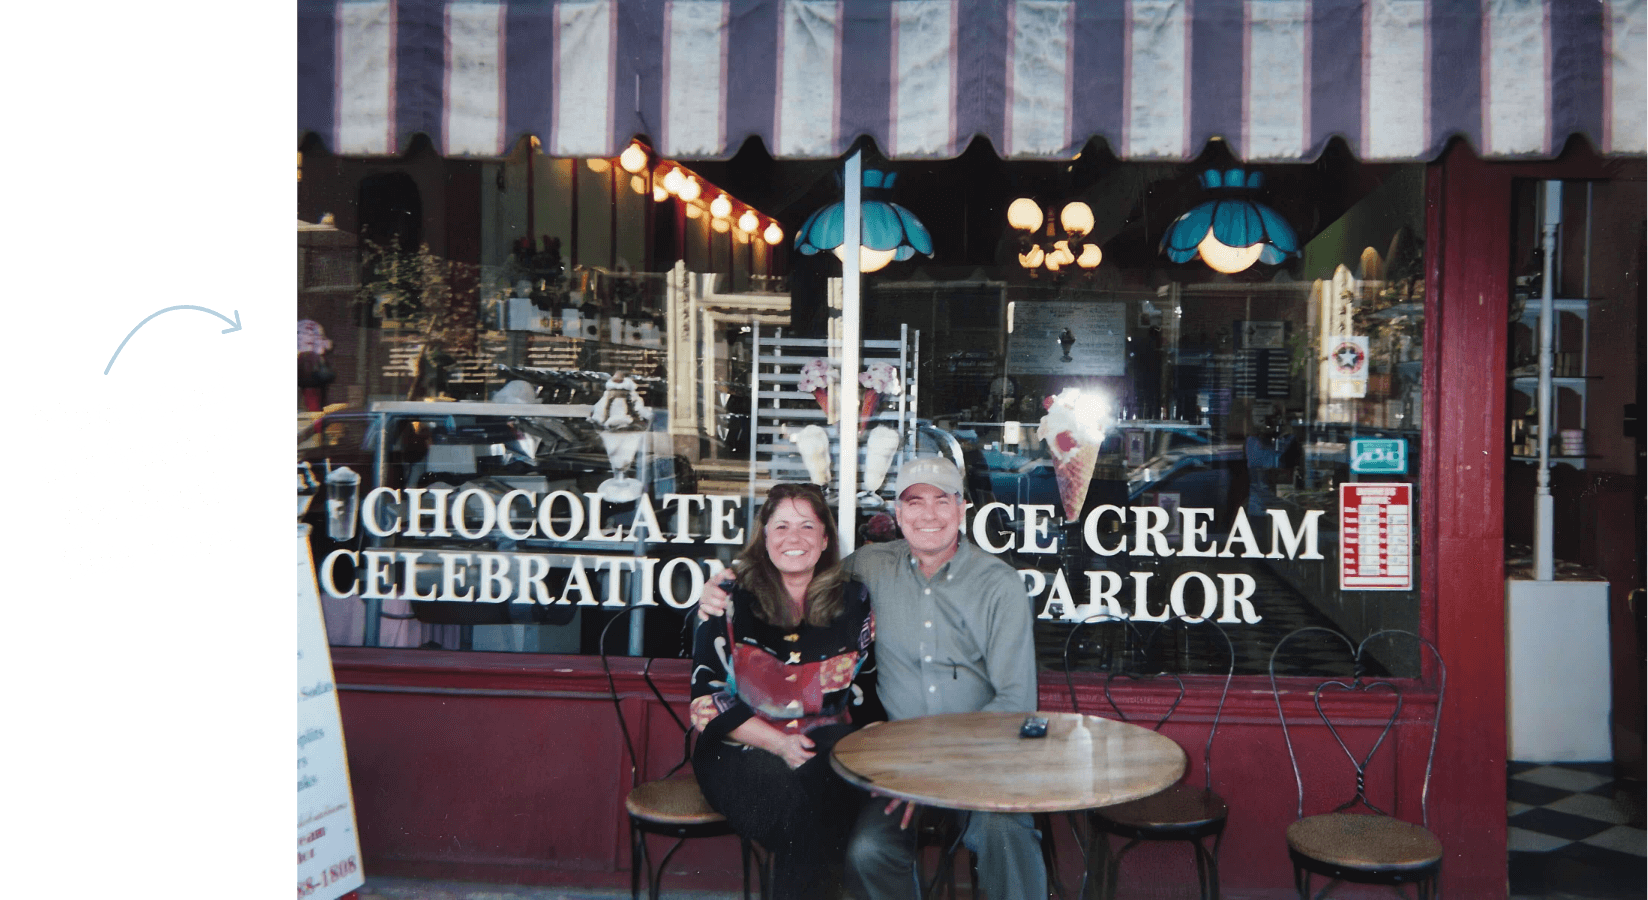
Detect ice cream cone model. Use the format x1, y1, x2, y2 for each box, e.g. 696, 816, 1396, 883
797, 358, 839, 424
791, 424, 832, 486
858, 390, 880, 427
858, 363, 902, 429
1035, 388, 1114, 521
862, 426, 902, 493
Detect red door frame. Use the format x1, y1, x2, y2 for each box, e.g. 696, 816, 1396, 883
1424, 138, 1511, 899
1421, 138, 1640, 898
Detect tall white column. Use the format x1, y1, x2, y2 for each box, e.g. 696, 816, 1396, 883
1533, 180, 1560, 581
838, 150, 862, 555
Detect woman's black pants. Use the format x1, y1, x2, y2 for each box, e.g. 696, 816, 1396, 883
694, 723, 864, 900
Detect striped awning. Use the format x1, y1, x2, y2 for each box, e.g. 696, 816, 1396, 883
298, 0, 1646, 162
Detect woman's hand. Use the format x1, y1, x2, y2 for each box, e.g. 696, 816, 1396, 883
726, 719, 817, 769
697, 571, 737, 619
769, 732, 817, 769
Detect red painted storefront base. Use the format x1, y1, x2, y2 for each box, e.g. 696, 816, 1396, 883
335, 649, 1448, 899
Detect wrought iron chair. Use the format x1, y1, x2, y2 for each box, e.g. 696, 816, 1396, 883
599, 606, 765, 900
910, 808, 970, 900
1268, 627, 1445, 900
1062, 612, 1235, 900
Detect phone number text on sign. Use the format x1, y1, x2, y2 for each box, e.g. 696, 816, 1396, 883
1339, 483, 1413, 591
297, 855, 358, 898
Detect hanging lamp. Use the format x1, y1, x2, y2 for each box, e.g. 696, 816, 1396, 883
1160, 169, 1299, 274
795, 169, 932, 273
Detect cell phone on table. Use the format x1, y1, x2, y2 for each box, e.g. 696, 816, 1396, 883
1019, 715, 1049, 738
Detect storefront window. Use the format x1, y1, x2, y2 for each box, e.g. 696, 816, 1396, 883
299, 139, 1426, 676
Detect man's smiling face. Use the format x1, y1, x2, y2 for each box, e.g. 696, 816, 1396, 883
895, 483, 963, 556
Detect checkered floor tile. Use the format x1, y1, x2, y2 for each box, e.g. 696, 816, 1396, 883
1509, 762, 1646, 899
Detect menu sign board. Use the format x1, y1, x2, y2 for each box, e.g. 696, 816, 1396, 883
1339, 483, 1413, 590
1006, 301, 1126, 375
298, 525, 366, 899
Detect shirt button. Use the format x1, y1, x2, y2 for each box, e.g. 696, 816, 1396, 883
928, 685, 937, 693
924, 588, 931, 595
924, 655, 933, 663
924, 621, 933, 628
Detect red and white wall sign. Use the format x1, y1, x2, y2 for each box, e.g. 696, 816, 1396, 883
1339, 483, 1413, 590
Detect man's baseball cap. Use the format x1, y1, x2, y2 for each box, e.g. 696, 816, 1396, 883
892, 456, 964, 499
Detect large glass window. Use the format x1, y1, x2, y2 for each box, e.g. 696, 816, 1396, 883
299, 138, 1426, 675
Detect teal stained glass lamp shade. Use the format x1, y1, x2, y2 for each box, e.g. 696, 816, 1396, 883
1160, 169, 1299, 274
795, 169, 933, 273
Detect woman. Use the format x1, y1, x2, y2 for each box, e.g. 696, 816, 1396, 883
691, 482, 880, 900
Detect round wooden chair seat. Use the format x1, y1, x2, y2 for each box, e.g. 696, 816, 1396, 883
1286, 813, 1443, 871
1094, 783, 1229, 832
625, 777, 727, 826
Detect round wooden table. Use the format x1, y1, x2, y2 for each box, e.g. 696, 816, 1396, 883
830, 711, 1186, 813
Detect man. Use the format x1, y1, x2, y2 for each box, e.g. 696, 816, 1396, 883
699, 457, 1046, 900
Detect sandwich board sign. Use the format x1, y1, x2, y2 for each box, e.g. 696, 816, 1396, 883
297, 524, 365, 899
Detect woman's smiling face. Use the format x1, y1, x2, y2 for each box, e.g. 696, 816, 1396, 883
764, 497, 827, 577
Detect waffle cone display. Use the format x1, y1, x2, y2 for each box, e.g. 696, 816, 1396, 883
812, 387, 838, 424
1053, 442, 1098, 521
858, 390, 881, 428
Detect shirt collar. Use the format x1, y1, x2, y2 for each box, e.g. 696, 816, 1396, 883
903, 538, 967, 581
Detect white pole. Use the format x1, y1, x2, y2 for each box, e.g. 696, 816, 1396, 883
1533, 180, 1560, 580
839, 150, 863, 555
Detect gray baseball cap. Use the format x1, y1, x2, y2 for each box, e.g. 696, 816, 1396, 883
892, 456, 964, 499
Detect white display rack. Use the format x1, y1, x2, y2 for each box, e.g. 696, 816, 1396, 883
747, 324, 919, 505
1510, 296, 1595, 469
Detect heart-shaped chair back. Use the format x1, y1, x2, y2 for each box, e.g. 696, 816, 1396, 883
1269, 627, 1446, 827
1063, 612, 1235, 789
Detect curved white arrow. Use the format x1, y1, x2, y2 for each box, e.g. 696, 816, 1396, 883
104, 305, 243, 375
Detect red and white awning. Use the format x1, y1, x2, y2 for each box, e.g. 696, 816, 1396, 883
298, 0, 1646, 161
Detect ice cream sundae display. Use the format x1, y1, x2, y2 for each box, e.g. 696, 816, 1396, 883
797, 358, 838, 423
858, 363, 902, 428
588, 373, 653, 503
1035, 388, 1113, 521
791, 424, 833, 486
862, 426, 902, 495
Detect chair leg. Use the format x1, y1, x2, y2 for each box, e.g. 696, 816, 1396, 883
741, 838, 753, 900
1075, 824, 1108, 900
650, 837, 691, 900
1108, 839, 1134, 900
1204, 831, 1224, 900
1189, 840, 1209, 900
758, 844, 775, 900
630, 825, 644, 900
1085, 833, 1108, 900
1035, 814, 1064, 900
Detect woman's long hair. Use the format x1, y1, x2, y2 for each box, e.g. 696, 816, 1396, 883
732, 483, 848, 628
